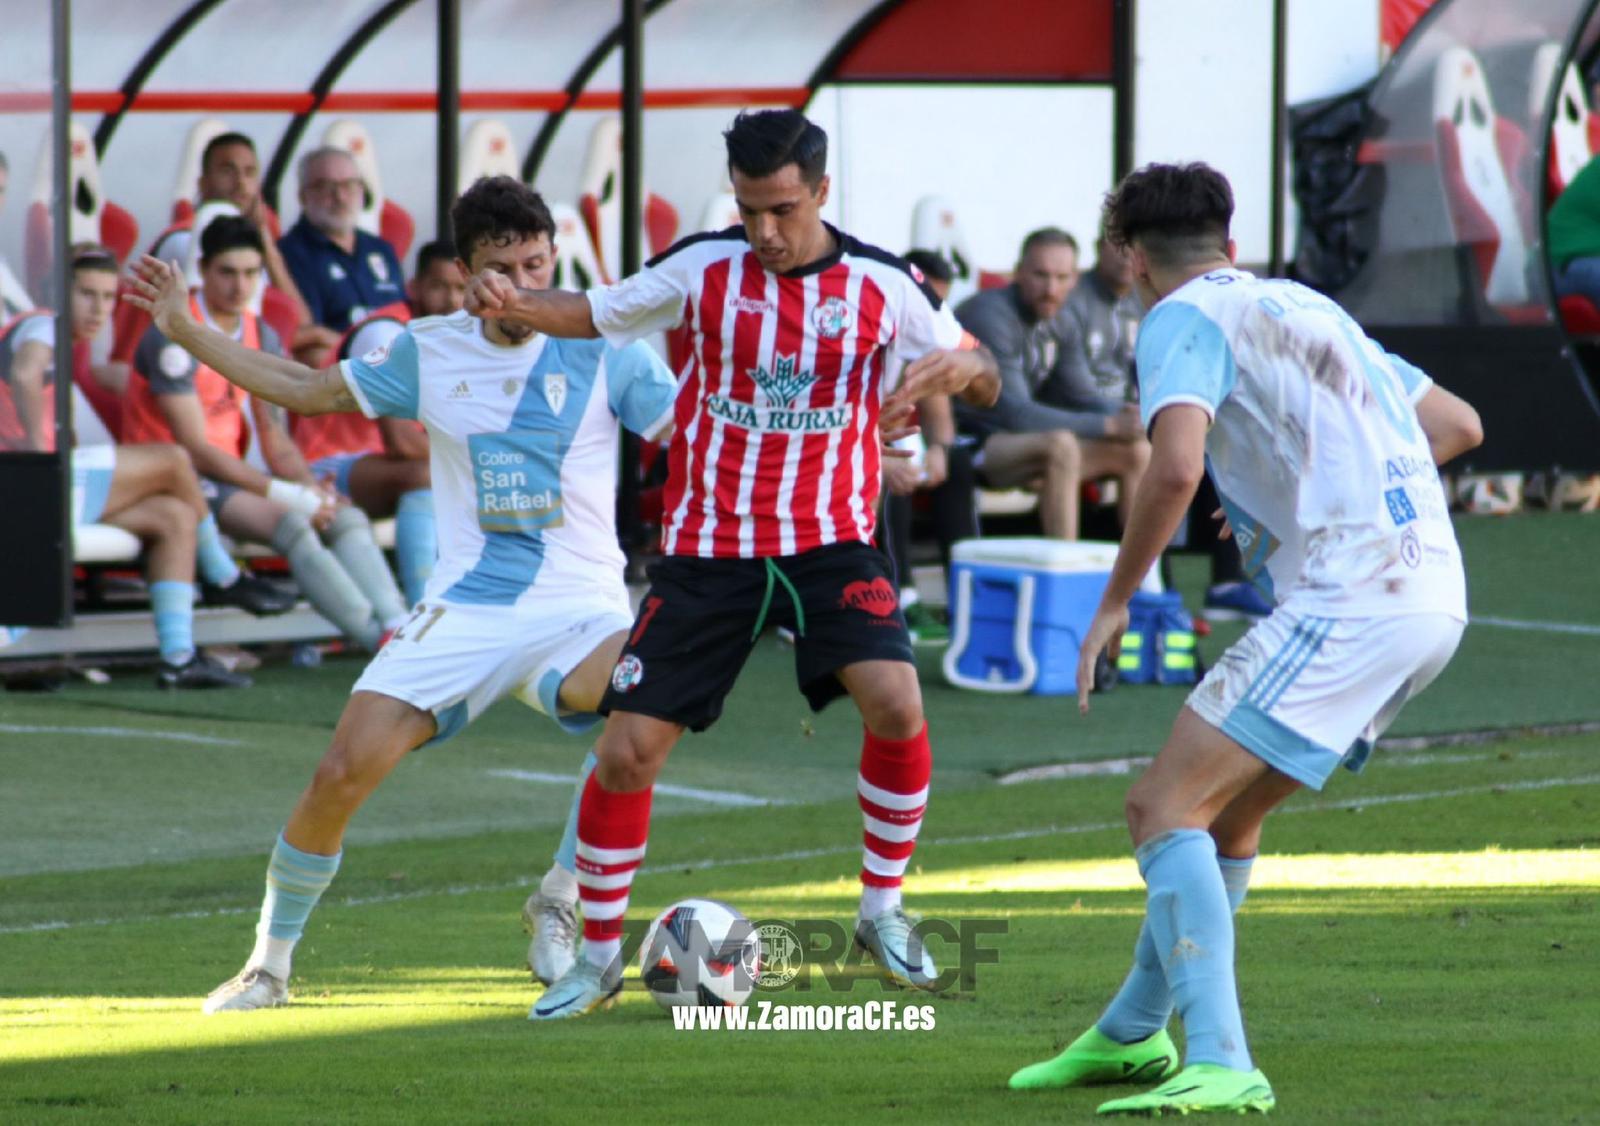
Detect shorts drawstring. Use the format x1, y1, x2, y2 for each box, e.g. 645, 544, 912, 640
751, 557, 807, 641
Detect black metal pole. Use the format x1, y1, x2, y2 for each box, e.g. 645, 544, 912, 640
617, 0, 644, 562
52, 0, 73, 624
437, 0, 460, 245
1111, 0, 1135, 183
1268, 0, 1288, 276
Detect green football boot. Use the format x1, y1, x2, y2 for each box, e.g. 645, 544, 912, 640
1009, 1026, 1179, 1090
1096, 1063, 1275, 1116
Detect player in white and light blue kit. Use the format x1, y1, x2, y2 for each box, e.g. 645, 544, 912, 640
125, 177, 677, 1015
1008, 163, 1485, 1115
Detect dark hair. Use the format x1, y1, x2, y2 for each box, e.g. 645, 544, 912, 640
1018, 227, 1079, 264
723, 109, 827, 188
69, 241, 118, 275
201, 131, 256, 175
450, 176, 555, 263
903, 248, 953, 284
415, 239, 457, 275
1102, 161, 1233, 266
199, 214, 266, 262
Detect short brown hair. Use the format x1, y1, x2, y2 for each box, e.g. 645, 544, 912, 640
450, 176, 555, 263
1102, 162, 1233, 267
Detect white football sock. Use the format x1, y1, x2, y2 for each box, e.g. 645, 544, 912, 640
247, 934, 297, 981
859, 884, 902, 919
540, 864, 578, 903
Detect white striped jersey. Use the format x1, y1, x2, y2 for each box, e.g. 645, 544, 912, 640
585, 224, 968, 559
340, 310, 676, 608
1137, 268, 1466, 620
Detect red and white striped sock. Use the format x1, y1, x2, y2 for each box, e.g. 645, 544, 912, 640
574, 773, 653, 973
856, 722, 931, 919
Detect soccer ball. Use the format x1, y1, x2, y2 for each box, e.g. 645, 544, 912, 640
639, 898, 761, 1011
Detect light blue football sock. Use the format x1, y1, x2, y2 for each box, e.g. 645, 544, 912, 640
257, 832, 341, 942
195, 514, 241, 587
1135, 829, 1253, 1071
149, 580, 195, 666
553, 751, 598, 873
1098, 851, 1255, 1044
394, 488, 436, 606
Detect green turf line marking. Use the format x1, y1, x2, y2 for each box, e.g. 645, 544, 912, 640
485, 768, 782, 807
0, 724, 242, 747
5, 771, 1596, 937
1473, 615, 1600, 637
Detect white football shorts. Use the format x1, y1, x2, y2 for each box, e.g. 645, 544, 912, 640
352, 584, 634, 744
71, 445, 118, 526
1186, 606, 1465, 789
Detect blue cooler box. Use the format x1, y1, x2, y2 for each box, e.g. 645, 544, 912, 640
942, 539, 1121, 695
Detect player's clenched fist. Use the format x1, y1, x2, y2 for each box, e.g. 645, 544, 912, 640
123, 255, 192, 336
464, 269, 517, 319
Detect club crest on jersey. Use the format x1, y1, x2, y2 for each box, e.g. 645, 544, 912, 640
368, 253, 389, 283
810, 296, 854, 340
749, 353, 815, 405
543, 372, 568, 415
611, 654, 644, 693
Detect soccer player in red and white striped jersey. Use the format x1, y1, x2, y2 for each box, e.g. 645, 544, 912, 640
466, 109, 999, 1018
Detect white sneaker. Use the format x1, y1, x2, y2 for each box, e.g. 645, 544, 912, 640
854, 907, 941, 991
529, 958, 622, 1021
522, 891, 579, 986
202, 966, 289, 1014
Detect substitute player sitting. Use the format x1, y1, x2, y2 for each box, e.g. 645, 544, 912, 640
1, 245, 289, 686
1008, 162, 1483, 1116
125, 176, 679, 1014
463, 109, 1000, 1019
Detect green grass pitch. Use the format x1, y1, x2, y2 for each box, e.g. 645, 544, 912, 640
1, 514, 1597, 1123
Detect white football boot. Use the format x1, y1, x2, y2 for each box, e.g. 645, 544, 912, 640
202, 967, 289, 1014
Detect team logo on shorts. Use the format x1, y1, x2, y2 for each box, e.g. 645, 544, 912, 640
840, 577, 898, 618
362, 341, 391, 365
810, 296, 854, 340
611, 654, 644, 693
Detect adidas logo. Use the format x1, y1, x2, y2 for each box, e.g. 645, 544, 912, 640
448, 380, 473, 399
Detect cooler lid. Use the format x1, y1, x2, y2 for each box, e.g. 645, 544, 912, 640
950, 537, 1121, 572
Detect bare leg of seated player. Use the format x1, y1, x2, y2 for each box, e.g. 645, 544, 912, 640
979, 429, 1083, 539
106, 444, 291, 615
1077, 435, 1152, 529
344, 455, 431, 519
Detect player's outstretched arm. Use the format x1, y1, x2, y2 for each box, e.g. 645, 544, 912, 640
122, 255, 357, 416
465, 269, 599, 339
1415, 385, 1483, 466
881, 345, 999, 430
1076, 403, 1207, 714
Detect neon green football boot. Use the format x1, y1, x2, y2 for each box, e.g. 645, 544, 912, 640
1096, 1062, 1276, 1116
1009, 1026, 1180, 1090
